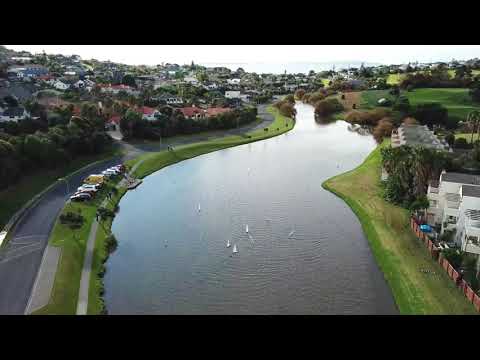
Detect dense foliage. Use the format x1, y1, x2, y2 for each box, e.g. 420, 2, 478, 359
119, 107, 258, 140
0, 115, 112, 190
381, 145, 451, 207
314, 98, 344, 118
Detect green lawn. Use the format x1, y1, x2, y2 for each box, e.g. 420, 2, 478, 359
386, 73, 406, 85
404, 88, 480, 121
0, 148, 120, 231
130, 107, 294, 179
323, 140, 477, 314
360, 90, 393, 109
33, 179, 122, 315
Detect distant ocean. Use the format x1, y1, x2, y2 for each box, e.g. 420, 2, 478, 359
199, 62, 383, 74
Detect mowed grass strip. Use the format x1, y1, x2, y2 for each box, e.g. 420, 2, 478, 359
323, 140, 477, 314
33, 179, 121, 315
129, 107, 294, 179
404, 88, 480, 121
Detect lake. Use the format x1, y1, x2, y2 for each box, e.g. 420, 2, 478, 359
104, 102, 397, 314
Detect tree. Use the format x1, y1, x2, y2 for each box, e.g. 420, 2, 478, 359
294, 89, 306, 101
393, 96, 410, 114
414, 103, 448, 129
470, 82, 480, 103
467, 110, 480, 143
445, 132, 455, 147
3, 95, 18, 108
122, 74, 136, 88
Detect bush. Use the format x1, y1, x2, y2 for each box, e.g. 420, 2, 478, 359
454, 137, 471, 149
314, 98, 344, 117
373, 117, 394, 143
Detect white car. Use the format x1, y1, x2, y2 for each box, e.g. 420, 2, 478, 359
70, 193, 92, 202
77, 185, 99, 192
106, 167, 122, 174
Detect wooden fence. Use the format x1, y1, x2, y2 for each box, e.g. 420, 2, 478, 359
411, 217, 480, 313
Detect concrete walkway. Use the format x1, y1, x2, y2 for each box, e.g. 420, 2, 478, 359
76, 214, 100, 315
24, 245, 61, 314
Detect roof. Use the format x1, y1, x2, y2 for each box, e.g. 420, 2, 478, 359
442, 172, 480, 185
205, 107, 232, 117
462, 185, 480, 198
140, 106, 157, 115
2, 107, 25, 117
179, 107, 204, 117
109, 115, 121, 124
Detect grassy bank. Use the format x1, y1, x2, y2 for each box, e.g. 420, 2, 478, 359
33, 179, 122, 315
129, 107, 294, 179
33, 106, 294, 315
322, 140, 477, 314
0, 148, 120, 231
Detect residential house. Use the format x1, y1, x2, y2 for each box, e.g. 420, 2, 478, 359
227, 78, 241, 86
427, 171, 480, 258
179, 106, 206, 120
225, 91, 241, 99
100, 84, 140, 96
140, 106, 160, 121
391, 124, 451, 152
205, 107, 232, 117
154, 94, 183, 106
54, 80, 70, 91
0, 106, 29, 122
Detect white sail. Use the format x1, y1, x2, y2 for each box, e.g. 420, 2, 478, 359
227, 239, 231, 248
233, 244, 238, 253
246, 224, 249, 233
198, 203, 201, 212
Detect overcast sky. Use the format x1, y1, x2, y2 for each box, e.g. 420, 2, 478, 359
5, 45, 480, 66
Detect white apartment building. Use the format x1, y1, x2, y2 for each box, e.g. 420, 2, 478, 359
427, 171, 480, 256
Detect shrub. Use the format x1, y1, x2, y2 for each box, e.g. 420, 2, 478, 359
373, 117, 394, 143
314, 98, 344, 117
454, 137, 471, 149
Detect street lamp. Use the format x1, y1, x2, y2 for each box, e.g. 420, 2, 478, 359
58, 177, 69, 197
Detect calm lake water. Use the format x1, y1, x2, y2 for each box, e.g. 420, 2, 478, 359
104, 103, 397, 314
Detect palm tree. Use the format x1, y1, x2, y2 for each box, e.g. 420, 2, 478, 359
467, 110, 480, 144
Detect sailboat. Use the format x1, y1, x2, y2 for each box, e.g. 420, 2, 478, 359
198, 203, 201, 212
246, 224, 249, 233
233, 244, 238, 253
227, 239, 231, 248
288, 226, 295, 238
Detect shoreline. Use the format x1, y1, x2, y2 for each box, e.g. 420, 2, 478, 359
322, 140, 477, 314
34, 106, 295, 314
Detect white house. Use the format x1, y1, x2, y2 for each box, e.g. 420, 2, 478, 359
427, 171, 480, 257
183, 76, 199, 85
54, 81, 70, 91
391, 124, 451, 152
225, 91, 241, 99
227, 78, 241, 85
0, 106, 29, 123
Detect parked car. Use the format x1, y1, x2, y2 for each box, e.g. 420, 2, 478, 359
70, 193, 92, 202
77, 185, 99, 193
79, 184, 101, 191
75, 189, 96, 197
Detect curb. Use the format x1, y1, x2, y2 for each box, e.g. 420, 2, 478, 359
0, 153, 121, 249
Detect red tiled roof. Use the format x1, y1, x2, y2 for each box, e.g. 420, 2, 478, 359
109, 115, 121, 124
141, 106, 156, 115
179, 107, 205, 118
205, 107, 232, 117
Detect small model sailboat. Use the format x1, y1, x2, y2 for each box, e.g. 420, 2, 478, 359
246, 224, 249, 233
198, 203, 201, 212
227, 239, 231, 248
233, 244, 238, 253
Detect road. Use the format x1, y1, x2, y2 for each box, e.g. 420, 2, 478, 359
0, 106, 274, 314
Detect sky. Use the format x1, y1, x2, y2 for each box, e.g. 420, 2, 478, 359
5, 45, 480, 67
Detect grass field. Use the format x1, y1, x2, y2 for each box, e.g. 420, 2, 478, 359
323, 140, 477, 314
404, 88, 480, 121
360, 90, 393, 109
0, 148, 120, 230
387, 70, 480, 85
33, 179, 122, 315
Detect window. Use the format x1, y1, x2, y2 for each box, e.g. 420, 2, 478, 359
447, 215, 457, 224
467, 235, 479, 245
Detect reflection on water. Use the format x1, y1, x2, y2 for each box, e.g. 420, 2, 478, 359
104, 102, 397, 314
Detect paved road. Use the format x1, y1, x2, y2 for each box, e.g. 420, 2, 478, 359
0, 105, 274, 315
